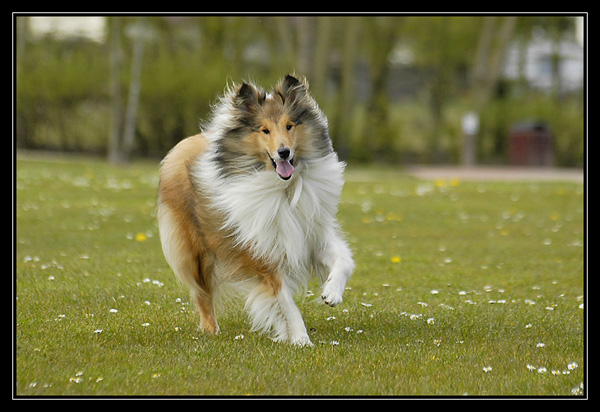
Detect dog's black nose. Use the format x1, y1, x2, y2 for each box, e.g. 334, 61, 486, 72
278, 147, 290, 160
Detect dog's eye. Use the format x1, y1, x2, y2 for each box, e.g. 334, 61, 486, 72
286, 124, 293, 131
261, 128, 270, 135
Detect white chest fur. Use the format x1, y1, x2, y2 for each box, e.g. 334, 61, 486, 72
194, 152, 345, 277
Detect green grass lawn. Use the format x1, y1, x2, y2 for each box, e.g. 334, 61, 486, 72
15, 154, 585, 397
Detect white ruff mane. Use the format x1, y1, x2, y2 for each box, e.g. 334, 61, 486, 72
193, 146, 345, 295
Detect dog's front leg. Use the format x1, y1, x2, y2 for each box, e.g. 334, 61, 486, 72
276, 282, 313, 346
246, 277, 312, 346
320, 231, 355, 307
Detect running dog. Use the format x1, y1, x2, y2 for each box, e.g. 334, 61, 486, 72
157, 74, 354, 346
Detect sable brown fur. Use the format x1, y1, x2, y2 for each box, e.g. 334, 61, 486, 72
157, 74, 354, 345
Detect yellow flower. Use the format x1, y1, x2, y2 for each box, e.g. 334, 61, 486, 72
391, 256, 402, 263
385, 212, 403, 221
135, 232, 147, 242
434, 179, 446, 188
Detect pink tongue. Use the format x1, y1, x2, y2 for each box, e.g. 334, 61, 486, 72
275, 160, 294, 178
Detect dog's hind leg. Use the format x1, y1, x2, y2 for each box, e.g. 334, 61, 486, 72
191, 255, 219, 334
170, 250, 219, 334
175, 253, 219, 333
192, 289, 219, 334
158, 205, 219, 333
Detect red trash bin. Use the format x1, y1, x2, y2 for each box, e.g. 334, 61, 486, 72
508, 122, 554, 166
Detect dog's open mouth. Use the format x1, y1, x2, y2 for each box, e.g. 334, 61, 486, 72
267, 153, 295, 180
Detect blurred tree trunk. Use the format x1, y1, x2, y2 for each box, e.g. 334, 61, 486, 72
547, 17, 574, 101
296, 17, 314, 77
362, 17, 403, 162
121, 18, 147, 163
332, 17, 360, 159
466, 16, 516, 165
108, 17, 147, 164
296, 16, 331, 102
15, 16, 30, 148
274, 17, 296, 72
309, 17, 331, 103
471, 16, 516, 108
427, 17, 452, 163
107, 17, 123, 165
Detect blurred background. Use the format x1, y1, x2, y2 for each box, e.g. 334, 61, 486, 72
14, 14, 585, 167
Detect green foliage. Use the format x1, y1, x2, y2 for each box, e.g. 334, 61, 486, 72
15, 156, 584, 396
16, 39, 110, 151
15, 16, 584, 165
478, 94, 584, 166
136, 47, 228, 156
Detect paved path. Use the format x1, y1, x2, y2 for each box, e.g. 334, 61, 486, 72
406, 166, 583, 182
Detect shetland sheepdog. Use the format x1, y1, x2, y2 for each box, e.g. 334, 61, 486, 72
157, 74, 354, 346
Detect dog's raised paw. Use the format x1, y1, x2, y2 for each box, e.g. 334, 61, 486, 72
321, 277, 345, 307
321, 291, 343, 307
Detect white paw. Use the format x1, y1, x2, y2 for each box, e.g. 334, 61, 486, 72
290, 335, 314, 347
321, 281, 344, 307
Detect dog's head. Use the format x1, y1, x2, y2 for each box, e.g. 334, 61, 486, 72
212, 74, 332, 180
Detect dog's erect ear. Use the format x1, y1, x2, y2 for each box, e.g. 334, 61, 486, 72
235, 82, 262, 114
237, 82, 256, 101
278, 74, 308, 105
282, 74, 301, 90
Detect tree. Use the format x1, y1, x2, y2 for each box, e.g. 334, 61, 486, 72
331, 17, 360, 158
408, 16, 461, 162
308, 17, 331, 103
107, 17, 148, 164
107, 17, 123, 164
467, 16, 516, 164
361, 16, 404, 161
406, 16, 517, 164
121, 18, 147, 163
470, 16, 517, 109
